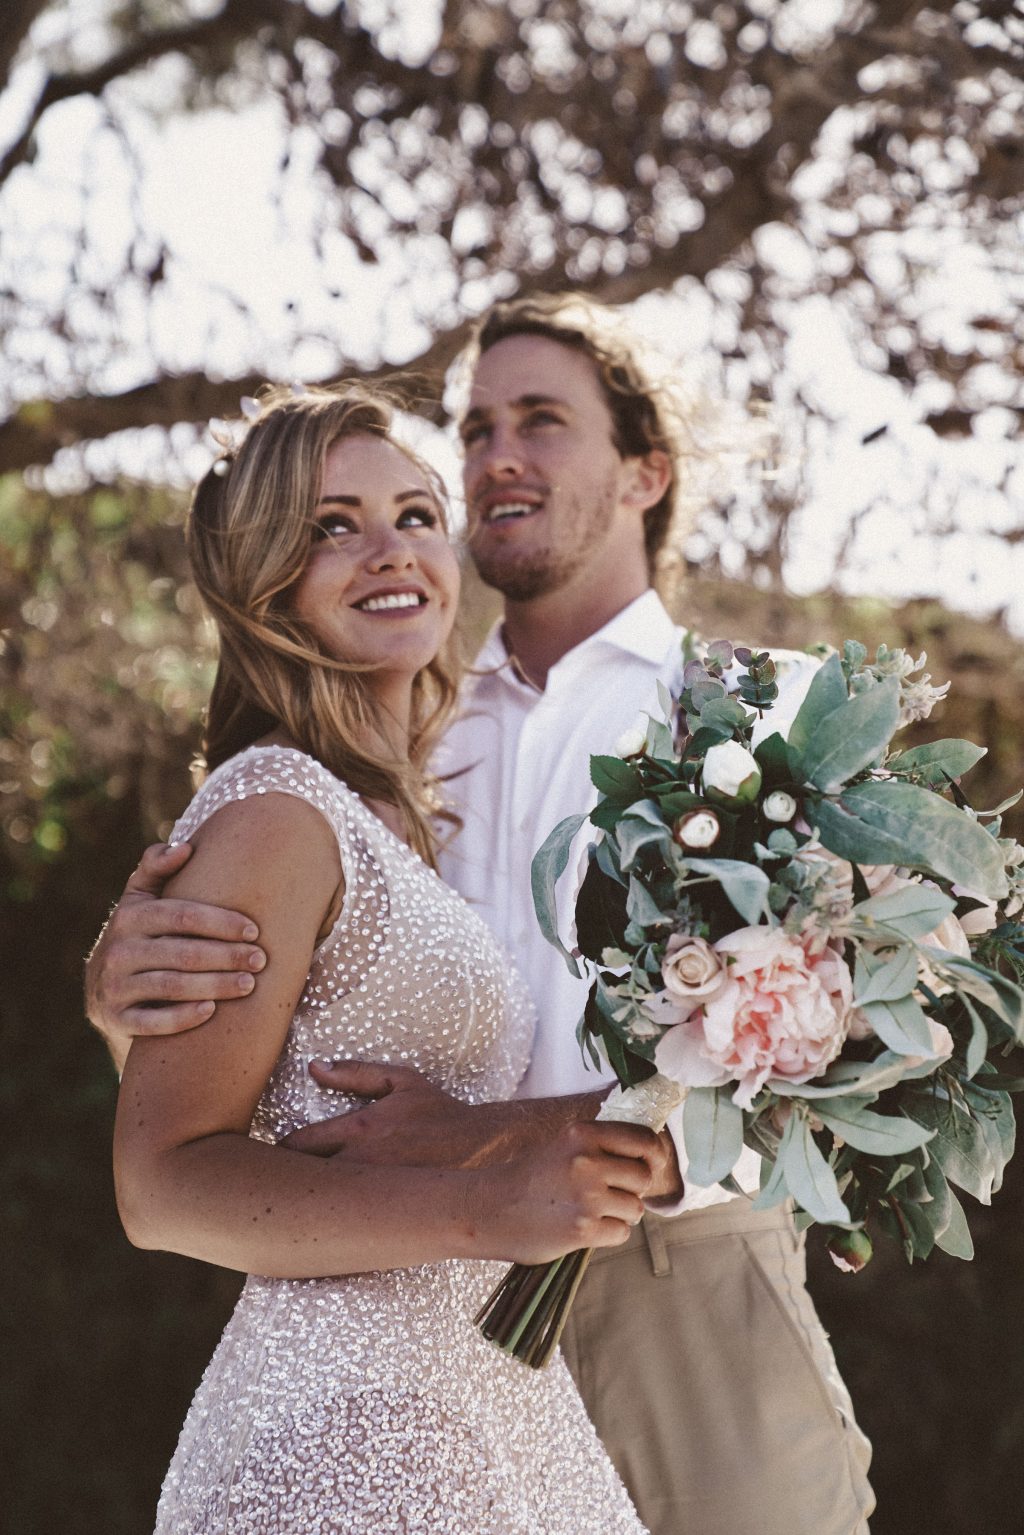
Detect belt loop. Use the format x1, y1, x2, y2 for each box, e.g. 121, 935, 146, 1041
641, 1214, 671, 1277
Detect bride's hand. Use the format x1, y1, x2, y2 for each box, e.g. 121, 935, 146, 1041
484, 1120, 668, 1266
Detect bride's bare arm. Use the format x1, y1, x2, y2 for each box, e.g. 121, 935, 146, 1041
114, 794, 663, 1277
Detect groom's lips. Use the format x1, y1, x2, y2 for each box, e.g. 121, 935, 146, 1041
475, 488, 546, 526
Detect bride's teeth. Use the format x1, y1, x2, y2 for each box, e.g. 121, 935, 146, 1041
360, 593, 422, 611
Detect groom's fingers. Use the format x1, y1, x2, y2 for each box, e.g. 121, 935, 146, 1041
307, 1059, 417, 1098
283, 1064, 398, 1154
284, 1062, 430, 1155
123, 842, 194, 897
281, 1115, 352, 1156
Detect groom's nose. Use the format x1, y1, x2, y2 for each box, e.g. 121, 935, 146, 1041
478, 421, 526, 481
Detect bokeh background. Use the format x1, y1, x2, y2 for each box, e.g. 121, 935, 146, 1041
3, 4, 1024, 1532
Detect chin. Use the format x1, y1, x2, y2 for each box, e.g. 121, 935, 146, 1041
473, 558, 564, 602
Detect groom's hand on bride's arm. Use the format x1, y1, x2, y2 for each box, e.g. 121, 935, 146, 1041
85, 841, 267, 1070
281, 1060, 509, 1169
284, 1060, 683, 1200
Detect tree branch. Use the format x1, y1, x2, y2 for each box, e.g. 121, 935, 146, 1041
0, 0, 53, 94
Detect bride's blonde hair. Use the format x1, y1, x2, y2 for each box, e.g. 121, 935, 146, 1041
187, 383, 460, 866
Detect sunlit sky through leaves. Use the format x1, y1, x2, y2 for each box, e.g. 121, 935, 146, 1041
2, 0, 1023, 626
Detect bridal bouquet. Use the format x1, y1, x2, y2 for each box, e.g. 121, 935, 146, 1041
476, 640, 1024, 1368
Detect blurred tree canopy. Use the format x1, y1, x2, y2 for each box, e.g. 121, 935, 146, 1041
3, 5, 1024, 1534
1, 0, 1022, 459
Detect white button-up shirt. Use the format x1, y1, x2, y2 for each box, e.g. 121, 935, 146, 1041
437, 590, 814, 1211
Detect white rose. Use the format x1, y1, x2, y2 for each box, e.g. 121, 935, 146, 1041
615, 725, 647, 759
673, 810, 720, 849
702, 740, 762, 803
763, 790, 797, 823
661, 934, 729, 1006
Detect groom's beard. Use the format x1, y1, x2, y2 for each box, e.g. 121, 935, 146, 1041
467, 480, 618, 602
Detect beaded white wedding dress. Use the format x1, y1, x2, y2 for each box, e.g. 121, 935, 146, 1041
152, 746, 647, 1535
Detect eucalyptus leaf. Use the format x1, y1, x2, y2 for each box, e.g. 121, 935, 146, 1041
751, 1135, 792, 1211
594, 832, 627, 886
893, 1190, 939, 1260
616, 800, 673, 869
626, 875, 666, 928
889, 739, 987, 785
812, 795, 910, 866
690, 678, 728, 709
787, 652, 848, 758
531, 813, 588, 977
684, 858, 771, 924
781, 1112, 851, 1224
656, 679, 675, 721
905, 1093, 998, 1204
920, 1150, 953, 1237
963, 1076, 1016, 1183
851, 884, 956, 941
858, 994, 937, 1055
825, 780, 1009, 900
682, 1087, 745, 1187
962, 995, 990, 1080
644, 718, 676, 760
885, 1161, 916, 1193
934, 1189, 975, 1259
814, 1098, 934, 1155
800, 676, 901, 794
939, 958, 1024, 1038
872, 1047, 946, 1082
771, 1056, 908, 1099
979, 790, 1024, 818
698, 696, 753, 734
853, 947, 919, 1006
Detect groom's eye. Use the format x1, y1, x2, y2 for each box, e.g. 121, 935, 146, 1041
460, 419, 490, 447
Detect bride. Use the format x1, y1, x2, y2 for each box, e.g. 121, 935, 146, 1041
113, 383, 660, 1533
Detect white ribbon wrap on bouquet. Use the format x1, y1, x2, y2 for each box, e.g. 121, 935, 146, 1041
596, 1072, 686, 1133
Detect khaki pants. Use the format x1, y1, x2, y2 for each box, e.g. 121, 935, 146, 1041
559, 1200, 874, 1535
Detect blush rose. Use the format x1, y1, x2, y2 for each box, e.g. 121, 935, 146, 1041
655, 926, 853, 1109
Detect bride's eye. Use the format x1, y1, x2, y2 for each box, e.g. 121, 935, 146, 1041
399, 505, 440, 529
314, 513, 356, 540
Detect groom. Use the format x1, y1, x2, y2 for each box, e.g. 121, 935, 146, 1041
87, 294, 873, 1534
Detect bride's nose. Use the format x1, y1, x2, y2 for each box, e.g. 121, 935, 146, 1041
365, 525, 415, 572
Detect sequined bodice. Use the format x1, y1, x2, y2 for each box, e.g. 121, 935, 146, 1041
171, 746, 535, 1140
154, 746, 646, 1535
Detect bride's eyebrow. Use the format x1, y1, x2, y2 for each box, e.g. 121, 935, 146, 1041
315, 489, 433, 507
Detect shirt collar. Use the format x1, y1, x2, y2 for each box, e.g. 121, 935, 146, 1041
473, 589, 680, 688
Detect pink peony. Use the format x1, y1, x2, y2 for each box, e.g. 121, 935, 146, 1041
655, 926, 853, 1109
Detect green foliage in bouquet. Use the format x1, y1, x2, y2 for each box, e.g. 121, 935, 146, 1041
477, 641, 1024, 1366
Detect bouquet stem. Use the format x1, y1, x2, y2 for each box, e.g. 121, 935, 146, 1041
475, 1075, 684, 1368
474, 1247, 594, 1369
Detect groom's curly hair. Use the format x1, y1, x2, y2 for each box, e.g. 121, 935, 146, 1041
462, 293, 689, 577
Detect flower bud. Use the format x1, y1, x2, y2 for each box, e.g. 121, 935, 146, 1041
763, 790, 797, 823
702, 740, 762, 803
827, 1229, 873, 1274
672, 809, 721, 849
615, 726, 647, 759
